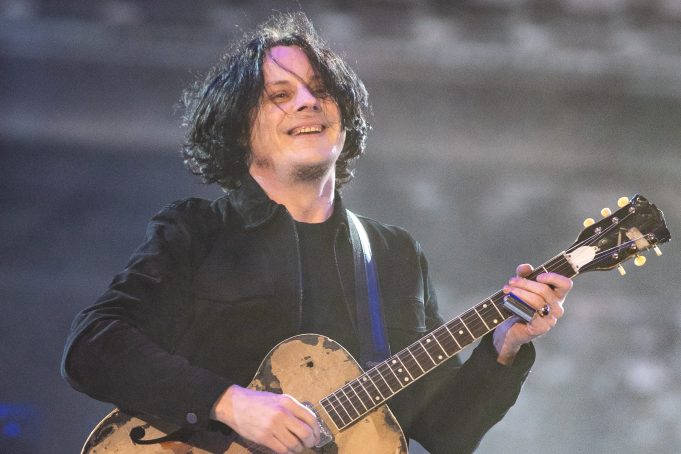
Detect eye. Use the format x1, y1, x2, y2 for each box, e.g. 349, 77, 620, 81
269, 91, 291, 103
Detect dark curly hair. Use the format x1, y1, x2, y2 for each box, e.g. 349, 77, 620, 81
180, 12, 370, 190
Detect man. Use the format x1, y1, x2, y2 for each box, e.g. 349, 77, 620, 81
62, 12, 572, 454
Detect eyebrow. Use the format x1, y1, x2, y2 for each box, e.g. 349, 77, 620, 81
265, 75, 322, 88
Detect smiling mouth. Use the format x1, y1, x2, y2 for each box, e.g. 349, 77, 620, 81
288, 125, 325, 136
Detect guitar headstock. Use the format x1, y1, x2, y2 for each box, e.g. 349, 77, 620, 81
565, 194, 671, 275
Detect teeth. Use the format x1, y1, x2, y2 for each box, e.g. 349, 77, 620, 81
291, 125, 323, 136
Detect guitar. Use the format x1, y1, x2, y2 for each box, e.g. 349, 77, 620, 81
82, 194, 670, 454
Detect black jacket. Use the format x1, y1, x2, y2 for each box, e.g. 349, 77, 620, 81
62, 175, 534, 453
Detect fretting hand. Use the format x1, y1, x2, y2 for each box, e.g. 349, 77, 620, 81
493, 263, 573, 366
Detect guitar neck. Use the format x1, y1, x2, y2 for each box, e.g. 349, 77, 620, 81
319, 252, 578, 431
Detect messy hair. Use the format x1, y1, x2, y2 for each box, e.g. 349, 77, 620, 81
180, 12, 370, 189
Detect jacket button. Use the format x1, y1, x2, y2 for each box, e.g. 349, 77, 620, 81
186, 412, 198, 424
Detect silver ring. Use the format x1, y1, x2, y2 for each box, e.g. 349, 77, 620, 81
538, 304, 551, 317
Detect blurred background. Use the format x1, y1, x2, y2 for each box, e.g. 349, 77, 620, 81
2, 0, 680, 452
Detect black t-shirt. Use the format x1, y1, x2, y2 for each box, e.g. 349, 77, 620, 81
296, 209, 360, 359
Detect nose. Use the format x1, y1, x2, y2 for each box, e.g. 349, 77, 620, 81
295, 84, 321, 113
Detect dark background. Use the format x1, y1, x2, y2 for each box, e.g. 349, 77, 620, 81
2, 1, 680, 452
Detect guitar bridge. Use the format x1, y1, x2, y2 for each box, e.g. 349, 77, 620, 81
303, 402, 334, 448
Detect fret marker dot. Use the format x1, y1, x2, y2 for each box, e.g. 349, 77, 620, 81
404, 377, 410, 382
426, 338, 431, 343
483, 303, 488, 308
392, 360, 397, 364
438, 355, 443, 360
398, 368, 403, 373
375, 396, 380, 401
459, 330, 464, 335
363, 377, 367, 382
493, 319, 498, 324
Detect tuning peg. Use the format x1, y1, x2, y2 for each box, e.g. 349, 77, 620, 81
617, 265, 626, 276
601, 207, 612, 217
583, 218, 595, 227
634, 255, 647, 267
617, 197, 629, 208
653, 246, 662, 256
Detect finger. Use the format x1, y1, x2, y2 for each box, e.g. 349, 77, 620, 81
264, 434, 294, 454
515, 263, 534, 278
507, 277, 556, 303
505, 286, 545, 311
272, 425, 304, 453
284, 416, 318, 449
282, 396, 320, 445
536, 273, 574, 297
510, 286, 565, 319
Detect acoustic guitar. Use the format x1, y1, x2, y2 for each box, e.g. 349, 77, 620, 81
81, 194, 670, 453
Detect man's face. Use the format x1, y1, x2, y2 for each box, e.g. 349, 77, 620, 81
249, 45, 346, 182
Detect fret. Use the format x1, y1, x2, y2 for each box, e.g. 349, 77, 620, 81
339, 387, 362, 418
406, 348, 426, 374
352, 376, 377, 410
326, 393, 352, 426
388, 355, 415, 385
397, 349, 424, 379
473, 307, 491, 330
442, 324, 462, 350
477, 299, 505, 328
433, 326, 458, 355
384, 358, 404, 384
421, 335, 448, 363
363, 371, 387, 403
335, 389, 361, 421
377, 362, 403, 393
488, 298, 505, 320
461, 316, 475, 338
462, 311, 489, 338
431, 325, 460, 357
448, 319, 475, 348
320, 398, 344, 430
367, 368, 393, 397
410, 342, 436, 370
492, 297, 511, 320
344, 381, 369, 413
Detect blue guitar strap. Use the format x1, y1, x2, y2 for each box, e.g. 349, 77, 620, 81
346, 210, 390, 369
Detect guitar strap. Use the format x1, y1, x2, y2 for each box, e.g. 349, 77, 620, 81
346, 210, 391, 369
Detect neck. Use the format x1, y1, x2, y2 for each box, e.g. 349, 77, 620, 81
249, 165, 336, 223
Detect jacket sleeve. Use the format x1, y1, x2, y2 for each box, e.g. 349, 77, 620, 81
402, 243, 535, 453
60, 199, 234, 431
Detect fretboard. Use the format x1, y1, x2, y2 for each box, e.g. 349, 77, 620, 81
319, 251, 577, 431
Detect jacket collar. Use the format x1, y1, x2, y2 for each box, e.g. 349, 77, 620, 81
226, 172, 349, 230
225, 173, 282, 229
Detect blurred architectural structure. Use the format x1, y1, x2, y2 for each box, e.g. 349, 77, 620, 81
2, 1, 680, 453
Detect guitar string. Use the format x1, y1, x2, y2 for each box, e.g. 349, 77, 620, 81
249, 229, 647, 446
324, 254, 575, 427
328, 245, 623, 427
323, 220, 652, 428
565, 208, 638, 254
327, 254, 586, 427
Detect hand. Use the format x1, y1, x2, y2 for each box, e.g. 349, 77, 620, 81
493, 263, 573, 366
211, 385, 321, 454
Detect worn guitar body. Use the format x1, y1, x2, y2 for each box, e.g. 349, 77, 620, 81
82, 334, 408, 453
